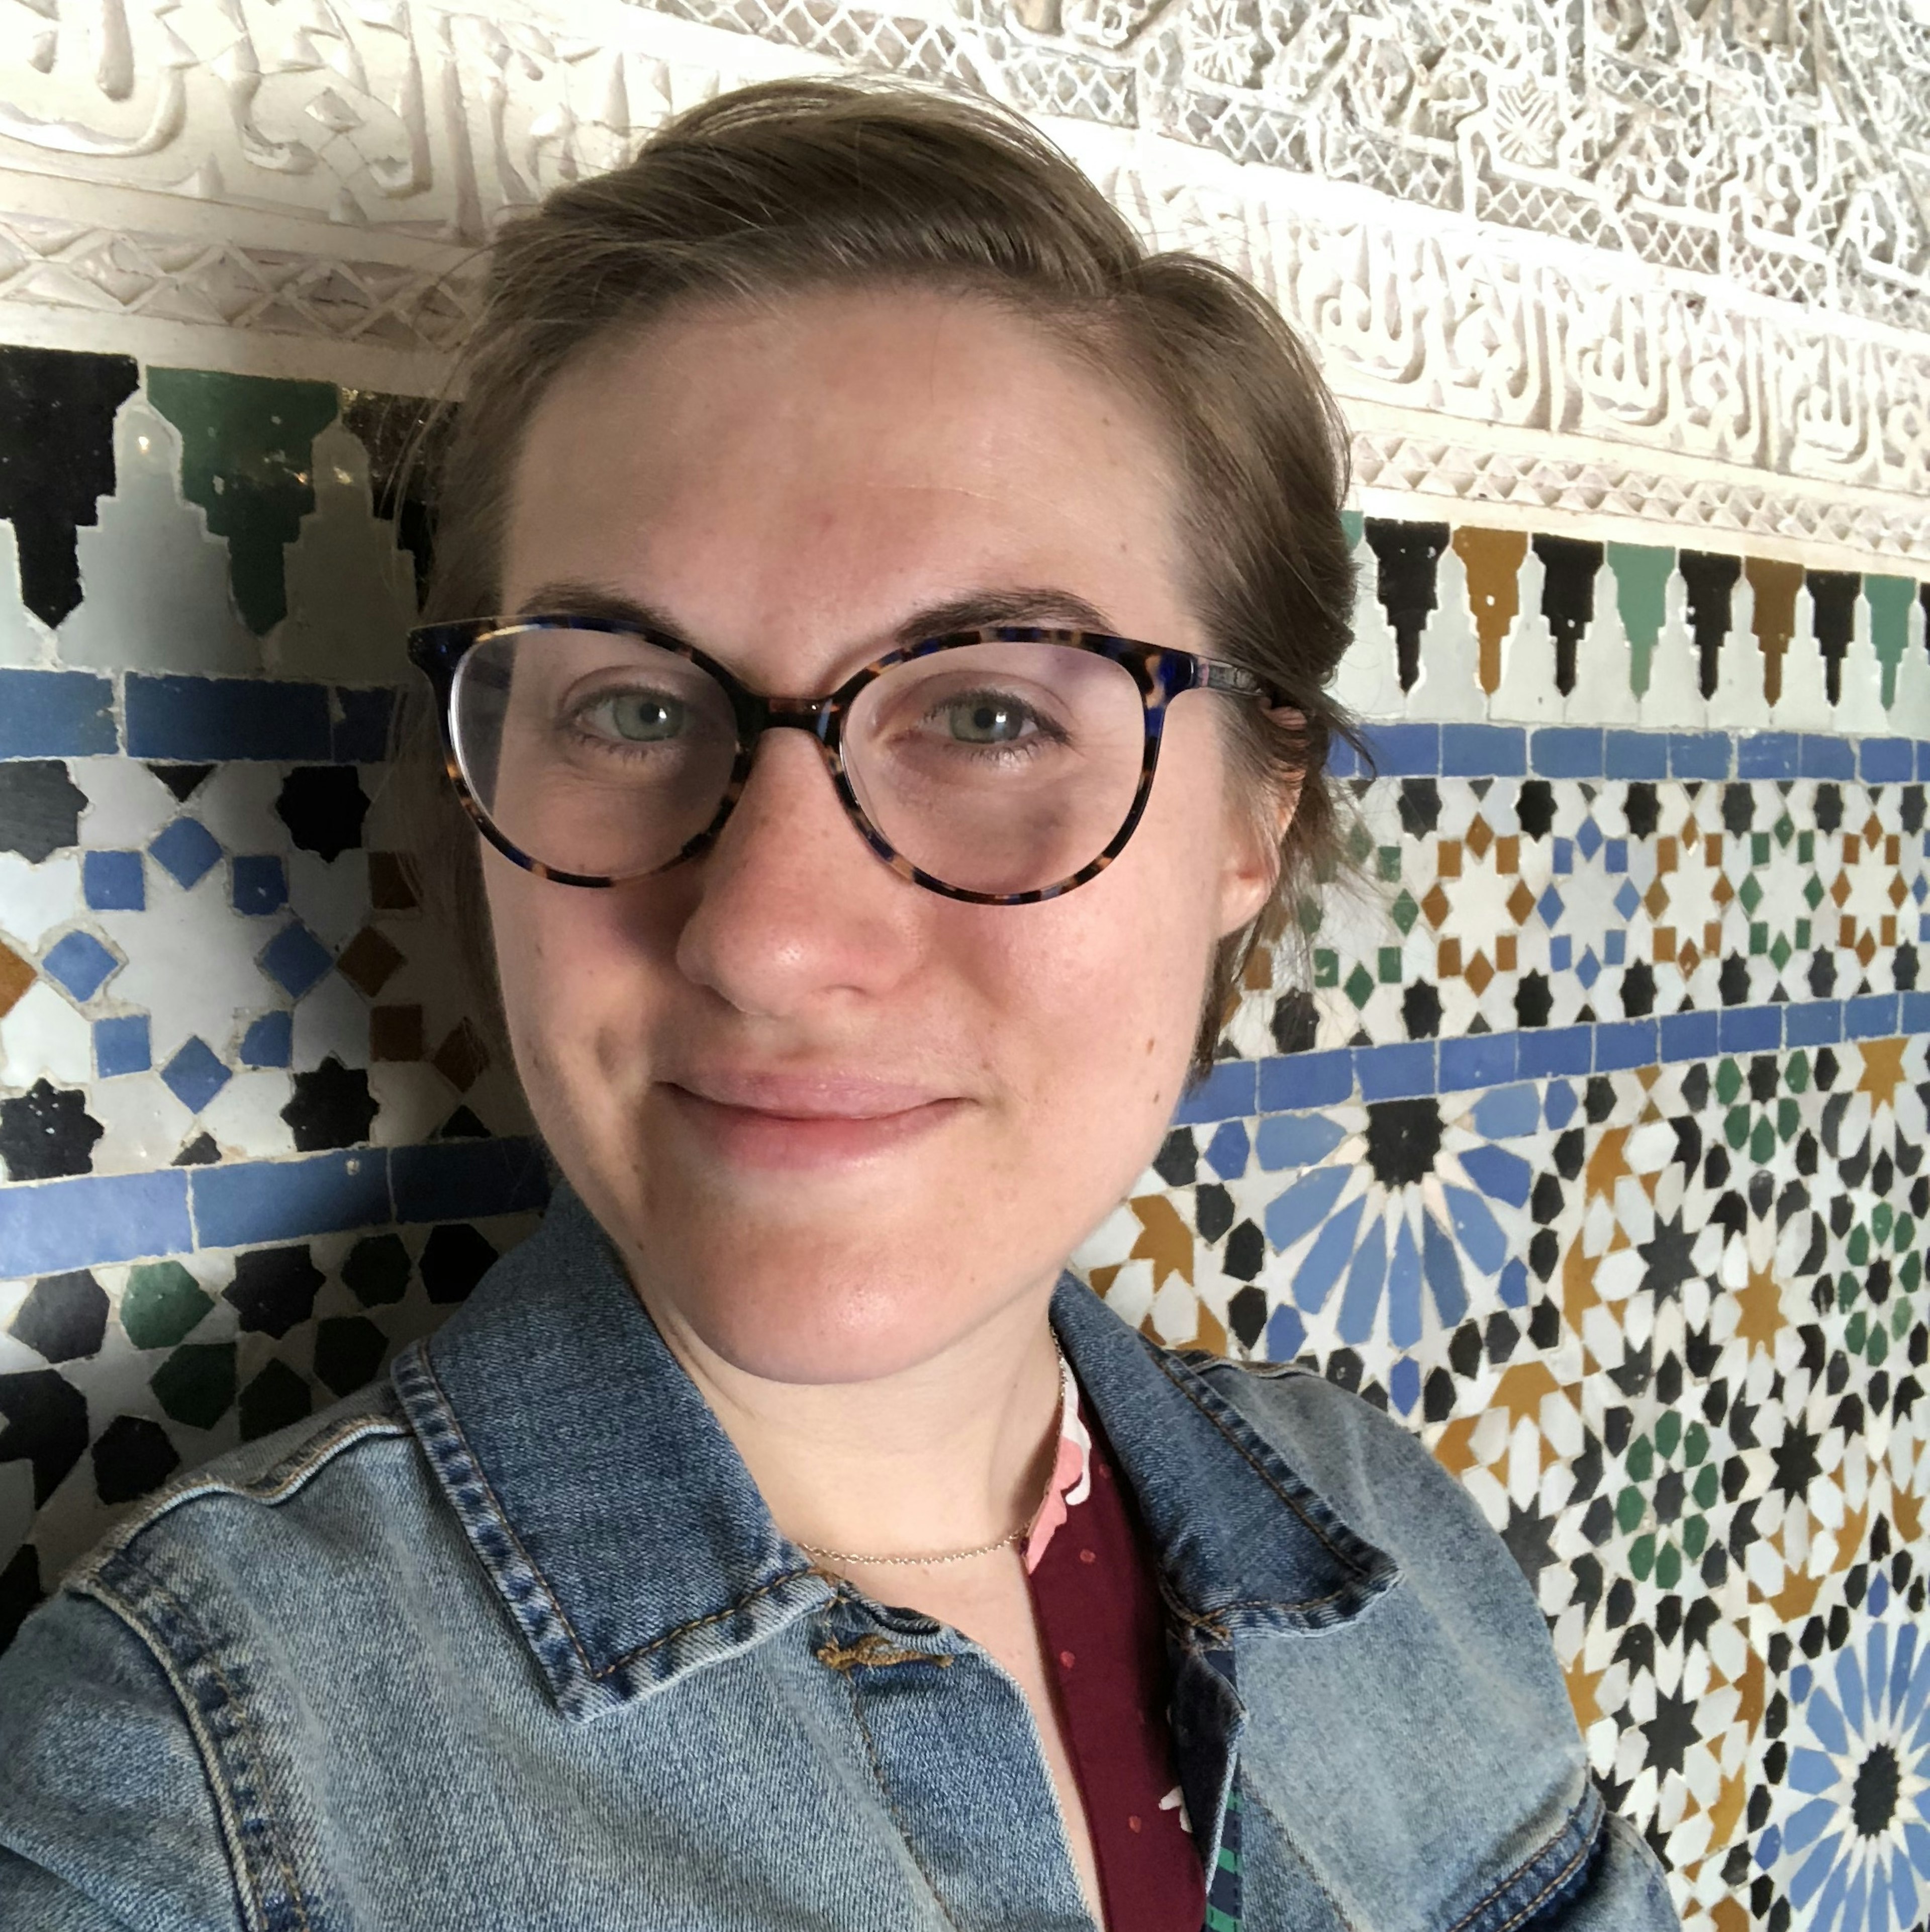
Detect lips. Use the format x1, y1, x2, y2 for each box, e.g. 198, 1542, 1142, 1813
659, 1067, 967, 1171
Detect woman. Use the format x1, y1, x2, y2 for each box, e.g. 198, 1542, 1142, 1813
0, 80, 1677, 1932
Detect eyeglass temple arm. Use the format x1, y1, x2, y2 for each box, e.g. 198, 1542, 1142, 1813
1198, 659, 1278, 702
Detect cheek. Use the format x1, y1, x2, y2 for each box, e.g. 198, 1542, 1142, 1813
984, 833, 1221, 1127
481, 857, 667, 1094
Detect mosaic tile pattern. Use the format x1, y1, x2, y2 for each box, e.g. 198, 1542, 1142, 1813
0, 345, 1926, 1932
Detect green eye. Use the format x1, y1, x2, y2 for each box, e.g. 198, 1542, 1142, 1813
585, 691, 685, 742
944, 694, 1032, 744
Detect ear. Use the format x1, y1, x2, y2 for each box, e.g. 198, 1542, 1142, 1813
1216, 709, 1305, 937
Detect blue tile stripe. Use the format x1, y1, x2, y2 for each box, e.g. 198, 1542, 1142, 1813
1322, 724, 1930, 785
0, 671, 400, 762
0, 1137, 550, 1276
1181, 992, 1925, 1124
3, 669, 1929, 778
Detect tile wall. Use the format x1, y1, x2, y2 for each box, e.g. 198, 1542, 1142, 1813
2, 342, 1927, 1932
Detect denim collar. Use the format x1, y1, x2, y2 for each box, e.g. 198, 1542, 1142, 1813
392, 1188, 1397, 1724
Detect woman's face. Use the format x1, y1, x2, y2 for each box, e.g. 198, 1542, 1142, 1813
490, 286, 1281, 1383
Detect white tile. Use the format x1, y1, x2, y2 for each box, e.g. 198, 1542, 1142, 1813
0, 851, 80, 950
1636, 566, 1705, 730
1774, 586, 1831, 729
292, 971, 368, 1070
0, 979, 92, 1085
1489, 550, 1563, 722
0, 522, 53, 668
57, 396, 259, 674
87, 1072, 194, 1174
199, 1067, 296, 1159
269, 421, 418, 683
1407, 542, 1485, 722
192, 763, 287, 856
73, 758, 179, 848
365, 1059, 448, 1145
1706, 571, 1772, 728
94, 872, 268, 1068
287, 850, 370, 950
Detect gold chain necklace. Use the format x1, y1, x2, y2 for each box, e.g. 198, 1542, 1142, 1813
793, 1337, 1070, 1570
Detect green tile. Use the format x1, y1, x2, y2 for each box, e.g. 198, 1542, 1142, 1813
145, 369, 340, 633
151, 1341, 236, 1430
1605, 541, 1672, 695
120, 1260, 212, 1349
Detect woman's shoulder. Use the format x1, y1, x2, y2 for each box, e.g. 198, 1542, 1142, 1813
0, 1379, 437, 1931
1159, 1345, 1556, 1647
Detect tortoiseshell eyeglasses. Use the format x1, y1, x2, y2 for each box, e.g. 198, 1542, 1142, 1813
406, 615, 1273, 906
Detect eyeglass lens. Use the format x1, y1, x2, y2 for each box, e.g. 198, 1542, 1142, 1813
449, 628, 1149, 896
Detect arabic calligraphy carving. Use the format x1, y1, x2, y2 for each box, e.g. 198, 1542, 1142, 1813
0, 0, 1927, 545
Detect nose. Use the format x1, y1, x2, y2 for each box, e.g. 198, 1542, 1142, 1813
672, 724, 921, 1019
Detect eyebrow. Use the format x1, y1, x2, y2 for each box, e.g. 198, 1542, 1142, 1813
511, 579, 1127, 653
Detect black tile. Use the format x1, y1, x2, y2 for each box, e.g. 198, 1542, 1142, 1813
1680, 550, 1741, 698
282, 1057, 377, 1151
90, 1413, 181, 1505
0, 1080, 103, 1181
419, 1224, 498, 1304
224, 1245, 325, 1339
0, 1543, 44, 1654
342, 1233, 410, 1307
10, 1269, 108, 1362
314, 1315, 388, 1398
147, 763, 214, 803
275, 767, 369, 862
1362, 520, 1449, 689
338, 389, 447, 602
0, 1368, 88, 1503
1807, 571, 1858, 706
0, 761, 86, 863
0, 345, 140, 625
1530, 534, 1602, 695
1227, 1283, 1267, 1349
238, 1359, 311, 1441
1270, 987, 1318, 1054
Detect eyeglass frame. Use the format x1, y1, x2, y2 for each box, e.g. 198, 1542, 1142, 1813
406, 613, 1278, 907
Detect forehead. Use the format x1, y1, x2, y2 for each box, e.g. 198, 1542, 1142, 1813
500, 286, 1197, 685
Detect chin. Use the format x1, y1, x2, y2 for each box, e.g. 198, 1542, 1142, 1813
645, 1219, 1021, 1386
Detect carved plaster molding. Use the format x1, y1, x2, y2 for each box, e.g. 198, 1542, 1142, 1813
0, 0, 1926, 557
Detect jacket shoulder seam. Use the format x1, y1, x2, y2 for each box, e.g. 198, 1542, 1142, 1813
73, 1389, 411, 1579
1137, 1335, 1390, 1585
66, 1574, 275, 1932
1443, 1778, 1606, 1932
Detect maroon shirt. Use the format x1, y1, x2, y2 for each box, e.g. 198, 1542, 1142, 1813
1024, 1392, 1205, 1932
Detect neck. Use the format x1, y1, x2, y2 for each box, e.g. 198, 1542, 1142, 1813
645, 1285, 1066, 1563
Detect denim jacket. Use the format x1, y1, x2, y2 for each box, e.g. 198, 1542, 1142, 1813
0, 1191, 1679, 1932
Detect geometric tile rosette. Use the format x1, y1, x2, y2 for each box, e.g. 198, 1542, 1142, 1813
5, 347, 1930, 1932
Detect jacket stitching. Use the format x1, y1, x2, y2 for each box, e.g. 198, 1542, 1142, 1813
81, 1413, 410, 1573
411, 1342, 822, 1687
143, 1572, 318, 1932
76, 1577, 271, 1932
836, 1649, 967, 1932
1141, 1342, 1378, 1584
85, 1570, 316, 1932
410, 1342, 603, 1682
1238, 1778, 1361, 1932
1442, 1785, 1603, 1932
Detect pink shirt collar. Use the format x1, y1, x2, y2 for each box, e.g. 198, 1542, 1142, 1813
1022, 1350, 1093, 1572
